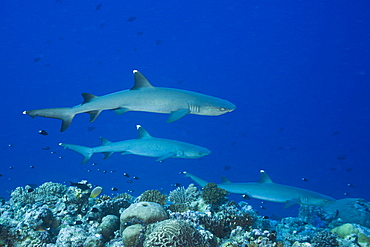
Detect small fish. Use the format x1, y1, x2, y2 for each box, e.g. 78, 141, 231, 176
171, 183, 180, 187
332, 131, 340, 136
69, 181, 90, 191
42, 146, 50, 150
30, 165, 35, 169
242, 194, 250, 199
301, 178, 308, 182
27, 188, 34, 193
155, 40, 163, 45
262, 216, 269, 219
136, 32, 144, 36
224, 165, 231, 171
0, 174, 2, 177
88, 127, 95, 132
90, 186, 103, 198
96, 3, 102, 10
347, 183, 354, 187
127, 189, 134, 193
127, 16, 137, 22
126, 180, 133, 184
9, 166, 13, 169
260, 206, 266, 210
336, 155, 347, 160
111, 187, 118, 191
133, 176, 139, 180
74, 220, 83, 225
34, 57, 41, 63
344, 192, 349, 196
123, 173, 129, 177
39, 130, 48, 135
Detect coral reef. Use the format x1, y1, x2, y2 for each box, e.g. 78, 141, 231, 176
202, 183, 228, 205
143, 219, 210, 247
138, 190, 167, 205
1, 181, 370, 247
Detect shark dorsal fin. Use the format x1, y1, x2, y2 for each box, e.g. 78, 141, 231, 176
221, 176, 232, 184
257, 170, 273, 183
131, 70, 154, 90
81, 93, 98, 105
100, 137, 111, 146
136, 125, 152, 139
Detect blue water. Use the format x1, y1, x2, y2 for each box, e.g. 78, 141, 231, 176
1, 0, 369, 218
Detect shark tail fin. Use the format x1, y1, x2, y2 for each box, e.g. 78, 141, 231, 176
23, 107, 76, 132
59, 143, 93, 164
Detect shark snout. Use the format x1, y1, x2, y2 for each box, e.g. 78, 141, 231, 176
198, 147, 211, 157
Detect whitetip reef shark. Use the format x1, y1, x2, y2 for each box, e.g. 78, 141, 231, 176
184, 170, 335, 208
23, 70, 236, 132
59, 125, 211, 164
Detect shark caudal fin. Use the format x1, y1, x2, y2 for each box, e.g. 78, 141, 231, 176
59, 143, 93, 164
23, 108, 76, 132
182, 171, 209, 187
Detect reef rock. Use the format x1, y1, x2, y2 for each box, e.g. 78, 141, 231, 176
120, 202, 168, 232
323, 198, 370, 228
331, 223, 370, 247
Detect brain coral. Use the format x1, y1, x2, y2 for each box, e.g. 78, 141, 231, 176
143, 219, 210, 247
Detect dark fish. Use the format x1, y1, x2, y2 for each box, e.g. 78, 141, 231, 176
34, 57, 41, 63
9, 166, 13, 169
171, 183, 180, 187
260, 206, 266, 210
111, 187, 118, 191
39, 130, 48, 135
127, 16, 137, 22
27, 188, 34, 193
136, 32, 144, 36
0, 174, 2, 177
74, 220, 83, 225
99, 22, 106, 29
123, 173, 129, 177
92, 163, 98, 166
344, 192, 349, 196
42, 146, 50, 150
110, 170, 115, 173
347, 183, 354, 187
262, 216, 269, 219
242, 194, 250, 199
103, 170, 107, 173
126, 180, 133, 184
87, 169, 92, 172
88, 127, 95, 132
155, 40, 163, 45
301, 178, 308, 182
336, 155, 347, 160
224, 165, 231, 171
96, 3, 102, 10
133, 176, 139, 180
332, 131, 340, 136
69, 181, 90, 191
51, 151, 56, 154
30, 165, 35, 169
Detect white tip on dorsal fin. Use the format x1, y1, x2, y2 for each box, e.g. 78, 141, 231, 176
136, 125, 152, 139
258, 170, 273, 183
131, 70, 154, 90
221, 176, 232, 184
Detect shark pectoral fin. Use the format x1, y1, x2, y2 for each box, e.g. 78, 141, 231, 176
156, 153, 176, 162
284, 199, 299, 209
167, 109, 190, 123
114, 107, 130, 115
102, 152, 113, 159
86, 110, 102, 122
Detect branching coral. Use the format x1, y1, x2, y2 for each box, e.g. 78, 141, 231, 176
138, 190, 167, 205
202, 183, 227, 205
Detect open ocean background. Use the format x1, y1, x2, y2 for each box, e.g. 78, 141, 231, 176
1, 0, 369, 218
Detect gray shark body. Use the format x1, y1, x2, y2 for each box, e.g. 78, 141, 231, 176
184, 170, 335, 208
23, 70, 236, 132
60, 125, 211, 164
